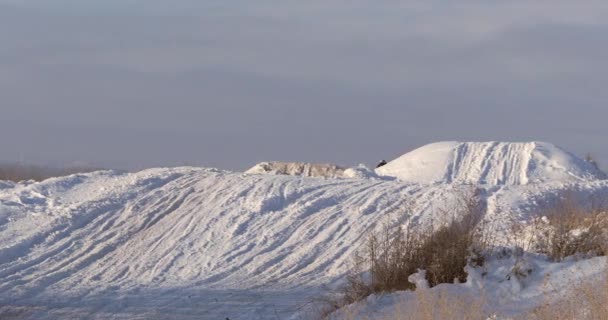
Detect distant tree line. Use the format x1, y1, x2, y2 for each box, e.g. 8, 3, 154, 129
0, 163, 100, 182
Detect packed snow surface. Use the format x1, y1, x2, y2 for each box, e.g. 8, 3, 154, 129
0, 142, 607, 319
376, 141, 606, 185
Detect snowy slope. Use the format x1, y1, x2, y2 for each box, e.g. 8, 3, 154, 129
0, 168, 456, 319
1, 142, 607, 319
0, 168, 442, 290
376, 141, 606, 185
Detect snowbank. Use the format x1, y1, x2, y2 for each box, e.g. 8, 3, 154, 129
376, 141, 606, 185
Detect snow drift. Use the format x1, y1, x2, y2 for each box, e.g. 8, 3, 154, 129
376, 141, 606, 185
342, 164, 382, 180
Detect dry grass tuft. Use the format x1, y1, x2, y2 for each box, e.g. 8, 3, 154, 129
402, 288, 488, 320
329, 288, 490, 320
527, 264, 608, 320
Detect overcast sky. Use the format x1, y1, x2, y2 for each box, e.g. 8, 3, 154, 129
1, 1, 607, 171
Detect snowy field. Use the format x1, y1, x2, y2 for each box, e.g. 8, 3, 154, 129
1, 142, 607, 319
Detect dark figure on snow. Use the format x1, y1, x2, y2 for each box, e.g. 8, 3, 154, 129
376, 160, 388, 168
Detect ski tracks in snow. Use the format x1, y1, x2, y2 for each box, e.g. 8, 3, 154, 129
2, 166, 608, 319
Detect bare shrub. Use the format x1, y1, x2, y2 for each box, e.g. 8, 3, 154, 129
521, 197, 608, 261
317, 191, 488, 317
417, 202, 486, 287
368, 192, 486, 290
322, 193, 608, 319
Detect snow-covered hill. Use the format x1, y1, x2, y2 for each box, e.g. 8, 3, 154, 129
376, 141, 606, 185
0, 142, 607, 319
0, 168, 442, 319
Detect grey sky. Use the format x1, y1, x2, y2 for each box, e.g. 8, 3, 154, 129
1, 1, 607, 171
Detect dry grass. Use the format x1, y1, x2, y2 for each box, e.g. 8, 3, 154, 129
514, 197, 608, 261
402, 288, 488, 320
330, 288, 490, 320
526, 264, 608, 320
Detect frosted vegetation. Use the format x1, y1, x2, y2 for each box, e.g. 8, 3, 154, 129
0, 141, 607, 319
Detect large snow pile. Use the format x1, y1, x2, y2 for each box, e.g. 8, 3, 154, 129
246, 161, 346, 178
376, 141, 606, 185
0, 168, 434, 319
1, 142, 608, 319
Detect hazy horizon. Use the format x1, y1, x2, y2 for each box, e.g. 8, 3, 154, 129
2, 1, 607, 171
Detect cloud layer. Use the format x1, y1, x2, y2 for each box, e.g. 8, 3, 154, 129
1, 1, 607, 170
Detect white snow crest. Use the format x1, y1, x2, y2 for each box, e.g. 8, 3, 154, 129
376, 141, 606, 185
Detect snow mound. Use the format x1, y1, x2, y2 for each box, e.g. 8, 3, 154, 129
376, 141, 606, 185
343, 164, 381, 179
246, 161, 346, 178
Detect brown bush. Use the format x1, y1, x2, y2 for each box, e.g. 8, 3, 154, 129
367, 192, 486, 291
522, 197, 608, 261
316, 191, 487, 317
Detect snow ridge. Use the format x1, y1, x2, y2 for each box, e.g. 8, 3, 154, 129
376, 141, 606, 185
